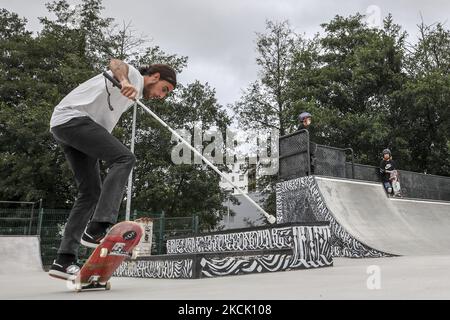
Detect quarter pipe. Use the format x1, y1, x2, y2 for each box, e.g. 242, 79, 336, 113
277, 176, 450, 257
0, 236, 43, 273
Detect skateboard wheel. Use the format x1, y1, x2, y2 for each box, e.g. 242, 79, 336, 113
105, 282, 111, 291
75, 283, 82, 292
131, 249, 138, 260
100, 248, 108, 258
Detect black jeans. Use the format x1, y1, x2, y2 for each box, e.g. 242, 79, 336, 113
51, 117, 135, 256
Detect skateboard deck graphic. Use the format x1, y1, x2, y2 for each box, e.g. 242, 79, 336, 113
389, 170, 402, 196
74, 221, 143, 292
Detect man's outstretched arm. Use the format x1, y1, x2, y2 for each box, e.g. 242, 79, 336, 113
109, 59, 137, 100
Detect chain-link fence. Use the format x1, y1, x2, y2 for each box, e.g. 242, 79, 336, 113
314, 145, 354, 178
0, 206, 199, 268
279, 130, 310, 180
38, 208, 83, 268
131, 210, 199, 255
0, 201, 42, 236
279, 130, 354, 179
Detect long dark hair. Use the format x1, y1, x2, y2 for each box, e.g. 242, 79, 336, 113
139, 64, 177, 88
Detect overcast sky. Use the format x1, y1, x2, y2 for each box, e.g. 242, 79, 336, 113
2, 0, 450, 107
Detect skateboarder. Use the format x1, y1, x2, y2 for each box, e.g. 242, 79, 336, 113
379, 149, 401, 197
298, 112, 316, 174
48, 59, 177, 280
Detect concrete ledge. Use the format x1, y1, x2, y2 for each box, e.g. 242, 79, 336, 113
114, 223, 333, 279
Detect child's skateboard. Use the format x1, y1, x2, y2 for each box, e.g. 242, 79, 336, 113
389, 170, 402, 197
73, 221, 143, 292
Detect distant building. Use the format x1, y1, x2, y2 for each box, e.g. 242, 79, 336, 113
220, 192, 265, 230
220, 159, 271, 229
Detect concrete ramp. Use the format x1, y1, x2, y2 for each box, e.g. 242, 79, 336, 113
276, 176, 450, 257
315, 177, 450, 256
0, 236, 43, 273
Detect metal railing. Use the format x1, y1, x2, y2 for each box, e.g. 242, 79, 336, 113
278, 129, 310, 180
279, 130, 354, 180
0, 200, 42, 235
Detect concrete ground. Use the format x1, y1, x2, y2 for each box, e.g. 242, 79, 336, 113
2, 256, 450, 300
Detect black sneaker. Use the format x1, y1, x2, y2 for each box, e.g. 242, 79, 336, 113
81, 222, 111, 248
48, 258, 81, 281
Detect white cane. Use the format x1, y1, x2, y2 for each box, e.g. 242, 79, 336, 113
103, 72, 276, 224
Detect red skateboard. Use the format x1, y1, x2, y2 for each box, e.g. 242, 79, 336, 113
73, 221, 143, 292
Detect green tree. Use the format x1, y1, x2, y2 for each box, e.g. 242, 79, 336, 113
233, 20, 296, 136
231, 20, 297, 220
0, 1, 235, 230
0, 8, 80, 206
390, 21, 450, 175
124, 81, 232, 229
288, 14, 406, 164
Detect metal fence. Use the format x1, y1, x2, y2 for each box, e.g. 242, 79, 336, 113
131, 210, 199, 255
279, 130, 311, 180
314, 145, 354, 178
346, 162, 450, 201
0, 206, 199, 267
278, 130, 450, 201
0, 200, 42, 236
279, 130, 354, 180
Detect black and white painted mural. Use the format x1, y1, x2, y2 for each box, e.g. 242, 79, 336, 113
114, 224, 333, 279
168, 225, 304, 254
114, 259, 194, 279
276, 176, 391, 258
200, 225, 331, 277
